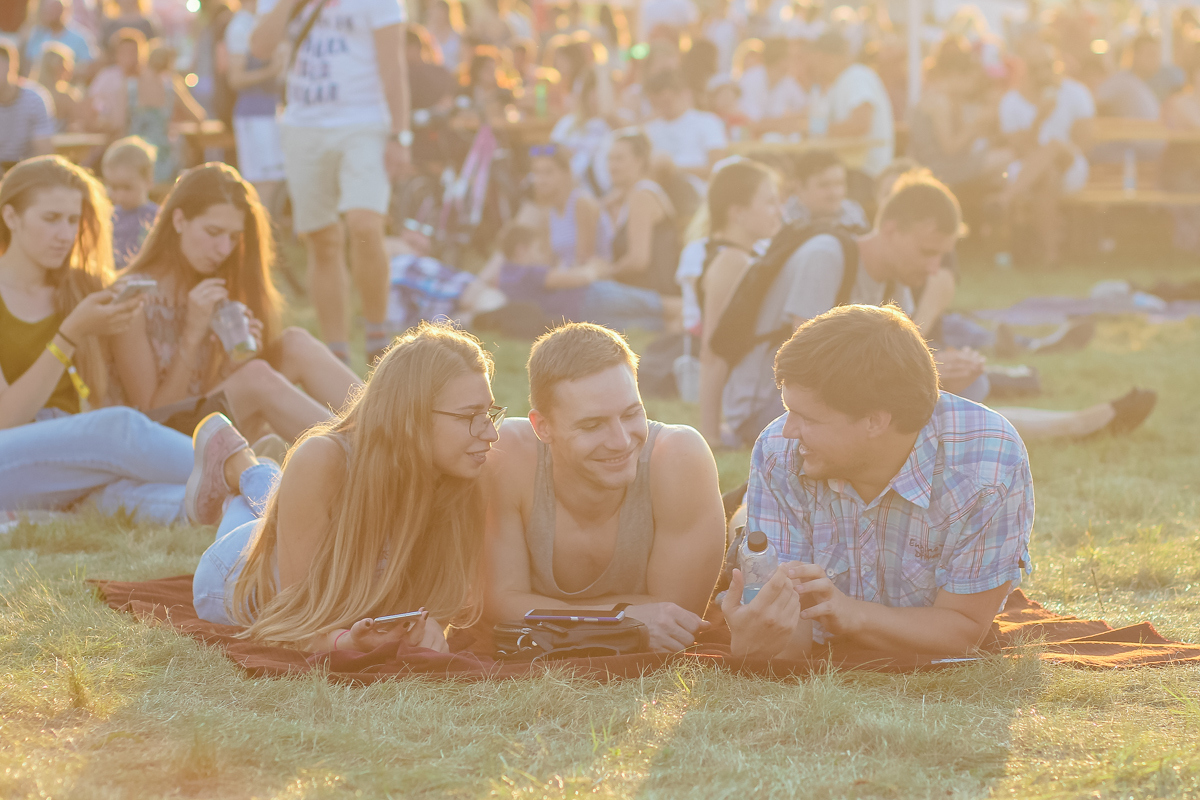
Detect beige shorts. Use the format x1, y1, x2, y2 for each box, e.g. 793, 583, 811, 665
279, 123, 390, 233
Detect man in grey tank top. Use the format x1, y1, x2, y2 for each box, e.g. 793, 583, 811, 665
483, 323, 727, 652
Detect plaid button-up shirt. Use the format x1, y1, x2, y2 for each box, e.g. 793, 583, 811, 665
746, 392, 1035, 644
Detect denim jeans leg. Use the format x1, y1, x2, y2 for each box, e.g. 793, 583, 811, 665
215, 462, 281, 538
940, 314, 997, 351
0, 407, 193, 521
90, 480, 188, 525
582, 281, 665, 332
194, 519, 260, 625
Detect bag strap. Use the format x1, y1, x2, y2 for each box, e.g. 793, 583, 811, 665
753, 232, 859, 352
833, 235, 859, 307
287, 0, 333, 72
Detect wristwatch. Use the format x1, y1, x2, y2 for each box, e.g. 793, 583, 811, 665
393, 129, 413, 147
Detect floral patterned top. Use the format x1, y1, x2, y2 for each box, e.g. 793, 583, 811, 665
131, 274, 216, 398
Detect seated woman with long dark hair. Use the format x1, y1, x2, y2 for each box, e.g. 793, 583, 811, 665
112, 163, 361, 442
603, 129, 684, 330
0, 155, 196, 523
191, 323, 502, 653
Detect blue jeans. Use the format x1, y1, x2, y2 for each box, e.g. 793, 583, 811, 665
0, 406, 192, 524
193, 461, 280, 625
582, 280, 664, 332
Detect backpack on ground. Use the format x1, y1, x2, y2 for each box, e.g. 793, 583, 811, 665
708, 223, 860, 368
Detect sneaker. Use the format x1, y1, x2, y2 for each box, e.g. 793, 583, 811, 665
994, 323, 1020, 359
1105, 388, 1158, 436
250, 433, 289, 465
185, 413, 250, 526
1034, 318, 1097, 354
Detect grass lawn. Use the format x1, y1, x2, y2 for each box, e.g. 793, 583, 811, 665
3, 258, 1200, 799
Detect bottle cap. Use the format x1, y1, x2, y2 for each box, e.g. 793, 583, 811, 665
747, 530, 769, 553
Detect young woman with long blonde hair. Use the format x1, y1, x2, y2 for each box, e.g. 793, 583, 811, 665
191, 322, 503, 653
0, 155, 197, 522
112, 162, 361, 443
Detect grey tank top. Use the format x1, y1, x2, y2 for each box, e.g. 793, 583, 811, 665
526, 421, 663, 600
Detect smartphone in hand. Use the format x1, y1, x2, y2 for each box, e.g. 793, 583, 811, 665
113, 278, 157, 304
372, 610, 425, 632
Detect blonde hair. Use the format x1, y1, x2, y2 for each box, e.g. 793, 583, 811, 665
232, 322, 495, 646
527, 322, 639, 414
102, 135, 158, 182
0, 156, 115, 403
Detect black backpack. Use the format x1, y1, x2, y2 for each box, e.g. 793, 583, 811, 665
708, 224, 860, 367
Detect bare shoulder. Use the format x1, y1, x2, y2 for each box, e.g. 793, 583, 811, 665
483, 418, 540, 488
649, 423, 717, 478
647, 423, 723, 529
706, 247, 751, 282
282, 435, 347, 487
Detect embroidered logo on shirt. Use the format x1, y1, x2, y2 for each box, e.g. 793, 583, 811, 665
909, 539, 943, 560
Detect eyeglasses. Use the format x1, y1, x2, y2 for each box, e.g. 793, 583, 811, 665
432, 405, 507, 437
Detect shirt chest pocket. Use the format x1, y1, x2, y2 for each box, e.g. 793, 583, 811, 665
808, 518, 852, 582
899, 524, 945, 603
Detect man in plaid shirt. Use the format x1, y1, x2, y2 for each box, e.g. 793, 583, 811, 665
722, 304, 1034, 660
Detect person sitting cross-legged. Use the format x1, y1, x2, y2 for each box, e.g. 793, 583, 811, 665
483, 322, 726, 652
724, 304, 1034, 661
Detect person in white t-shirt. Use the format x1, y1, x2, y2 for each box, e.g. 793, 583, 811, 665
639, 0, 697, 40
702, 0, 740, 75
997, 41, 1094, 265
250, 0, 412, 365
224, 0, 287, 213
783, 148, 870, 230
643, 69, 728, 177
738, 37, 807, 136
806, 32, 893, 179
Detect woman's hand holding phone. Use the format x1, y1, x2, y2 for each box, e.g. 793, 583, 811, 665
341, 610, 449, 654
60, 289, 145, 341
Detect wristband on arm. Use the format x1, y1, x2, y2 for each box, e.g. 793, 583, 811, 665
46, 340, 92, 410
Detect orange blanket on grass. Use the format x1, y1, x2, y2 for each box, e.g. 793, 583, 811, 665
92, 575, 1200, 683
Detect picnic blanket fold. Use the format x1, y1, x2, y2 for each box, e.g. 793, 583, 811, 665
92, 575, 1200, 682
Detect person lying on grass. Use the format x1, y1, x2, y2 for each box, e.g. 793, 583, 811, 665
191, 322, 502, 654
111, 162, 361, 443
0, 155, 199, 524
724, 304, 1034, 660
483, 322, 727, 653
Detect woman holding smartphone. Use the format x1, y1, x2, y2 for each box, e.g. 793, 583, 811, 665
112, 163, 361, 442
0, 155, 197, 523
191, 322, 503, 654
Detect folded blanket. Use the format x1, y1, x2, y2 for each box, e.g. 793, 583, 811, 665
92, 576, 1200, 683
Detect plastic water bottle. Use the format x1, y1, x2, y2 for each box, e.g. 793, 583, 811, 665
1123, 147, 1137, 193
738, 531, 778, 604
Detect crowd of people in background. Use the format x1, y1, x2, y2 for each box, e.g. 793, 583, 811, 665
0, 0, 1186, 659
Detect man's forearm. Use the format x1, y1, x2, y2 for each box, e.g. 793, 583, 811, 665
378, 29, 410, 135
850, 601, 989, 655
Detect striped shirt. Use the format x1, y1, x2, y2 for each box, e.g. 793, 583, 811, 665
0, 83, 56, 164
746, 392, 1034, 644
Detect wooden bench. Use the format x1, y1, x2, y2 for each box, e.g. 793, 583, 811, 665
52, 132, 109, 164
1064, 118, 1200, 207
176, 120, 237, 168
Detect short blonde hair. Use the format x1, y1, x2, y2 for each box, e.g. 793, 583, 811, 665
101, 136, 157, 182
527, 322, 639, 414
